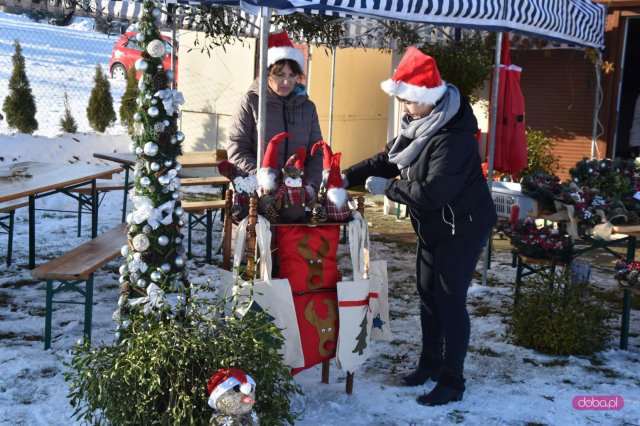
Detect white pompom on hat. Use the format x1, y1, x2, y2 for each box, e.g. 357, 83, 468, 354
268, 31, 305, 71
381, 47, 447, 106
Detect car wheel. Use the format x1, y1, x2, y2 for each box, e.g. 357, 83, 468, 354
111, 63, 127, 80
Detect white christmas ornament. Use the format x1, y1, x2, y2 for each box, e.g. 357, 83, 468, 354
119, 264, 128, 275
134, 112, 143, 122
148, 107, 159, 117
138, 80, 147, 90
152, 8, 161, 18
151, 162, 161, 172
158, 235, 169, 246
121, 245, 130, 257
132, 234, 151, 251
170, 136, 178, 145
160, 263, 171, 273
175, 237, 182, 244
175, 131, 185, 142
154, 89, 184, 116
174, 162, 182, 172
134, 58, 148, 72
140, 176, 151, 187
147, 39, 166, 58
174, 206, 184, 216
164, 160, 173, 167
175, 256, 185, 267
151, 99, 158, 105
150, 271, 163, 282
135, 147, 143, 155
137, 278, 147, 288
136, 32, 145, 42
172, 192, 179, 200
143, 142, 159, 157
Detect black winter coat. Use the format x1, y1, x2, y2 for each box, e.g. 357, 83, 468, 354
343, 98, 496, 244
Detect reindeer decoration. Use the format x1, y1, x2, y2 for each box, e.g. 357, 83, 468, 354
296, 235, 330, 289
304, 298, 339, 358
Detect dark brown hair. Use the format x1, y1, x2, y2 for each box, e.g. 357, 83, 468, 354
268, 59, 304, 78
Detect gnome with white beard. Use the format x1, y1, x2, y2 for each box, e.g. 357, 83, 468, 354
275, 147, 308, 223
311, 141, 352, 222
257, 132, 290, 223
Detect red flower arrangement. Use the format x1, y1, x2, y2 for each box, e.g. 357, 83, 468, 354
614, 258, 640, 288
507, 218, 573, 261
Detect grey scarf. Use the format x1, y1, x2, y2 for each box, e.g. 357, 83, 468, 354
388, 84, 461, 169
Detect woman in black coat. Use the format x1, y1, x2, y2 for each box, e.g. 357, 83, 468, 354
342, 47, 496, 406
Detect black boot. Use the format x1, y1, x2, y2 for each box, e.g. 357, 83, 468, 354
400, 346, 443, 386
416, 372, 465, 406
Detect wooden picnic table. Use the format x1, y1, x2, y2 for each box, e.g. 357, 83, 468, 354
0, 162, 122, 268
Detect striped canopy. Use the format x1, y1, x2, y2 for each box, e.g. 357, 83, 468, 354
165, 0, 606, 48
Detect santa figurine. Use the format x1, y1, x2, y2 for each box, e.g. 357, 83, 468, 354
207, 368, 259, 426
311, 141, 352, 222
275, 147, 308, 223
257, 132, 290, 223
217, 161, 258, 223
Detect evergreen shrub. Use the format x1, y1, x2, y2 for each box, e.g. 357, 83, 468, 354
59, 90, 78, 133
119, 65, 139, 135
86, 63, 116, 133
3, 40, 38, 134
507, 272, 613, 355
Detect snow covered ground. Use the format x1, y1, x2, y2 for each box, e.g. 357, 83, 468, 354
0, 9, 639, 426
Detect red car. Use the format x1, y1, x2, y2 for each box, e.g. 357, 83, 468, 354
108, 31, 178, 81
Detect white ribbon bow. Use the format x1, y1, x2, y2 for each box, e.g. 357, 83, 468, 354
127, 195, 175, 229
128, 283, 167, 314
155, 89, 185, 116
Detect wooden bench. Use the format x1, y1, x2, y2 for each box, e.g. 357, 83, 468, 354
0, 198, 29, 266
31, 223, 127, 349
182, 198, 229, 264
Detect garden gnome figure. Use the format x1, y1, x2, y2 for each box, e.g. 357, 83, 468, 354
311, 141, 351, 222
207, 368, 259, 426
257, 132, 290, 223
275, 147, 308, 223
217, 160, 258, 223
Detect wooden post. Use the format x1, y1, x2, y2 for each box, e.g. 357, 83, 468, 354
246, 196, 258, 279
321, 360, 330, 384
357, 196, 365, 216
222, 189, 233, 271
346, 372, 354, 395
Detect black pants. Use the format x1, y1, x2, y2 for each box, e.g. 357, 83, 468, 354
415, 229, 490, 376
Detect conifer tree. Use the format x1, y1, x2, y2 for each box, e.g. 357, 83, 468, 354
86, 63, 116, 132
59, 90, 78, 133
3, 40, 38, 134
120, 65, 139, 135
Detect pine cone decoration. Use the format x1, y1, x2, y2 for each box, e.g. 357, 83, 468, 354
311, 204, 328, 224
152, 72, 168, 91
627, 210, 640, 225
158, 131, 171, 146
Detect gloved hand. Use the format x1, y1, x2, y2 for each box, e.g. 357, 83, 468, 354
365, 176, 387, 196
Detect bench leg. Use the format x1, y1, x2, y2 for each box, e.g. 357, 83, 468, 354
84, 275, 94, 343
187, 213, 193, 259
620, 289, 632, 350
206, 210, 213, 264
7, 210, 14, 267
45, 280, 53, 350
77, 194, 84, 237
514, 256, 523, 305
122, 167, 130, 223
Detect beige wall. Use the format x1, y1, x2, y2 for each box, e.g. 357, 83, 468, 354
178, 31, 256, 153
308, 46, 392, 169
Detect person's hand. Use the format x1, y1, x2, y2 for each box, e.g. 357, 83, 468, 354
365, 176, 387, 196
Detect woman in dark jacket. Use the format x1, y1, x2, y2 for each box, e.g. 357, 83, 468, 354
226, 31, 323, 189
342, 47, 496, 406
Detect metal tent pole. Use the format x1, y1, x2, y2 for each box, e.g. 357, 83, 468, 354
257, 7, 271, 168
328, 45, 337, 146
591, 51, 602, 159
482, 32, 503, 286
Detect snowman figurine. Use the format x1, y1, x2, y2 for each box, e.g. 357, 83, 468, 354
207, 368, 259, 426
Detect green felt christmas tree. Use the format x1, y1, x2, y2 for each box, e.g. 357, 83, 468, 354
3, 40, 38, 134
352, 312, 368, 355
86, 63, 116, 132
120, 65, 139, 135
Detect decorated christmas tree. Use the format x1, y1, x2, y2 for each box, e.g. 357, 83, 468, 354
3, 40, 38, 134
113, 0, 186, 336
86, 63, 116, 132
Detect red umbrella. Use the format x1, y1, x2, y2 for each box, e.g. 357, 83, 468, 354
487, 33, 528, 176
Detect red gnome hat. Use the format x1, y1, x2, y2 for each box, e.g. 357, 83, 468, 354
380, 47, 447, 106
267, 31, 305, 71
284, 147, 306, 171
326, 152, 349, 211
311, 140, 333, 189
258, 132, 291, 192
327, 153, 343, 190
207, 368, 256, 410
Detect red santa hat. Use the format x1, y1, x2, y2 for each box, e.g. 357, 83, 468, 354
268, 31, 305, 71
311, 140, 332, 171
284, 147, 306, 171
380, 47, 447, 106
207, 368, 256, 410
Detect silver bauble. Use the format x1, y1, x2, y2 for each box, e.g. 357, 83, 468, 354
133, 252, 142, 261
172, 192, 179, 200
120, 245, 130, 256
170, 136, 178, 145
164, 160, 173, 167
158, 235, 170, 246
130, 273, 140, 283
137, 80, 146, 90
132, 234, 150, 251
175, 256, 185, 267
143, 142, 159, 157
137, 278, 147, 288
174, 206, 184, 216
119, 275, 126, 284
145, 93, 153, 100
133, 112, 143, 122
143, 224, 153, 234
175, 131, 185, 142
174, 163, 182, 172
136, 32, 145, 42
148, 107, 159, 117
151, 7, 161, 18
119, 264, 128, 275
140, 176, 151, 187
160, 263, 171, 273
163, 119, 170, 126
150, 271, 163, 282
175, 237, 182, 244
151, 98, 158, 105
133, 169, 143, 178
147, 39, 166, 58
150, 162, 161, 171
154, 122, 165, 133
134, 58, 148, 71
177, 219, 184, 226
135, 147, 143, 155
